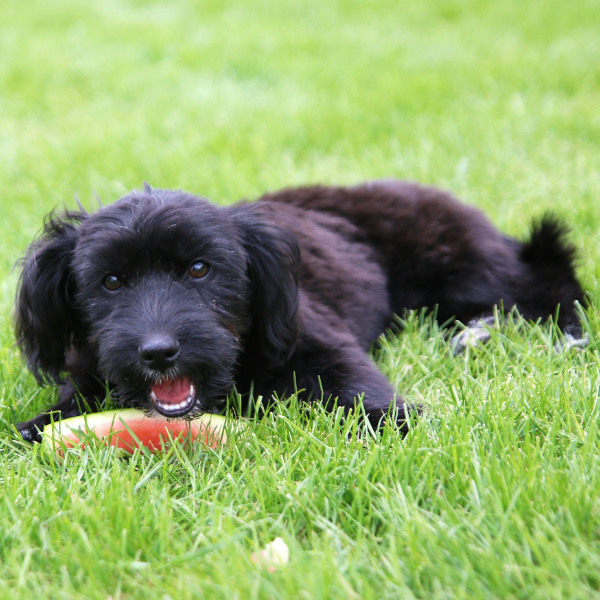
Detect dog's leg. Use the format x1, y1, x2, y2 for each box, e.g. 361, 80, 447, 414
16, 399, 85, 443
16, 378, 105, 443
327, 359, 417, 434
450, 315, 589, 355
450, 315, 498, 355
554, 323, 589, 353
283, 339, 417, 434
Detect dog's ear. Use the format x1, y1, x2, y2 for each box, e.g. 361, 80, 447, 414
15, 208, 87, 384
229, 203, 301, 365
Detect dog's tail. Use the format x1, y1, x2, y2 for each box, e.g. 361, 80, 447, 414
517, 213, 585, 329
520, 214, 577, 269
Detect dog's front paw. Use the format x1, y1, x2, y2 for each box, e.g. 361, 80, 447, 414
16, 418, 45, 443
368, 401, 421, 435
393, 402, 422, 435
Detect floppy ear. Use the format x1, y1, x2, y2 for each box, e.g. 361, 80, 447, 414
229, 203, 301, 365
15, 209, 87, 384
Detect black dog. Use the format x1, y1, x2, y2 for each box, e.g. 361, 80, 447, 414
14, 180, 585, 442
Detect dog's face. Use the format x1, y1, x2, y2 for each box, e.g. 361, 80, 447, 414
15, 187, 300, 416
73, 190, 250, 416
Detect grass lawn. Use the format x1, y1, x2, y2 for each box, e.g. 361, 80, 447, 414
1, 0, 600, 597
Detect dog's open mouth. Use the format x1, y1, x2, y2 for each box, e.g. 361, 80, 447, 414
149, 376, 195, 417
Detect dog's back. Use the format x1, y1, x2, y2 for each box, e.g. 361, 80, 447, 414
258, 180, 585, 329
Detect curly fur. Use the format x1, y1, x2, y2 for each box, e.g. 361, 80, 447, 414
14, 180, 585, 441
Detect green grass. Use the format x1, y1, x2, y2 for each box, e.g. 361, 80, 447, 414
1, 0, 600, 597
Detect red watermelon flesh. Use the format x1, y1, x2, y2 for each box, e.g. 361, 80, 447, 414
41, 409, 231, 455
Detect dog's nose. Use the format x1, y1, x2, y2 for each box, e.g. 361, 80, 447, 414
138, 335, 180, 370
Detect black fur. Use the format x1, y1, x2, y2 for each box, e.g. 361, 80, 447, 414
14, 180, 585, 442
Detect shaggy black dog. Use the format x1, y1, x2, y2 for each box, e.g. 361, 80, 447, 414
14, 180, 585, 442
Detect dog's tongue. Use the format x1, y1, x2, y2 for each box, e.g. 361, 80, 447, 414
151, 377, 192, 405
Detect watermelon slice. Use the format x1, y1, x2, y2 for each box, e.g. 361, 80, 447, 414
41, 409, 234, 455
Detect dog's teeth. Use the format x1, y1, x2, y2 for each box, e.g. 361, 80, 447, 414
150, 383, 195, 415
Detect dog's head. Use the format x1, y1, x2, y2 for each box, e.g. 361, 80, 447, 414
15, 185, 300, 416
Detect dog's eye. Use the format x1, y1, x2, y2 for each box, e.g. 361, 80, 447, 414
103, 275, 124, 291
188, 261, 210, 279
